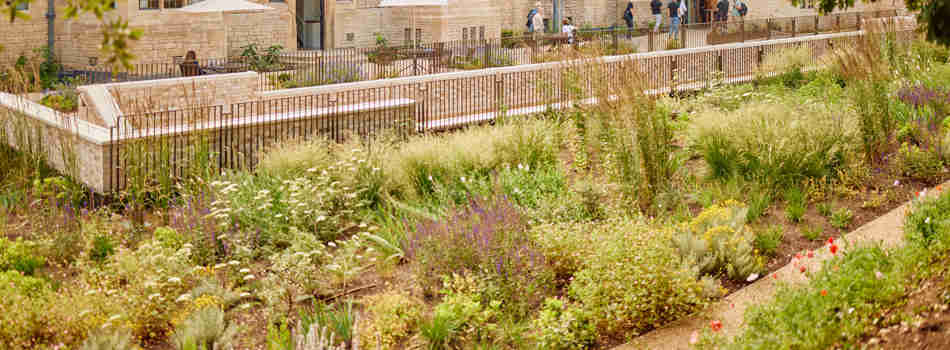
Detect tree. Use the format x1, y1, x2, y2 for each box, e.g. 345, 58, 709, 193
790, 0, 950, 46
2, 0, 142, 72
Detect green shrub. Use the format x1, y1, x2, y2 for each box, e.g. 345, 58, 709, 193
79, 330, 136, 350
746, 190, 772, 223
299, 301, 356, 347
89, 234, 115, 263
532, 297, 596, 350
816, 202, 833, 217
671, 201, 765, 281
0, 237, 44, 275
550, 218, 707, 339
358, 291, 424, 350
171, 306, 238, 350
754, 226, 784, 257
830, 207, 853, 230
692, 100, 855, 187
897, 142, 945, 181
801, 224, 824, 241
783, 187, 806, 223
154, 227, 185, 250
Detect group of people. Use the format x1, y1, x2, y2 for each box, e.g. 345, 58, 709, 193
526, 0, 749, 44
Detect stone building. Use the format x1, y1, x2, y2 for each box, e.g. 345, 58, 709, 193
0, 0, 904, 66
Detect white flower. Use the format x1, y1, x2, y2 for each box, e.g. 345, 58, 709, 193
460, 176, 467, 183
746, 273, 760, 282
327, 242, 337, 248
893, 180, 900, 186
358, 222, 368, 228
517, 163, 524, 170
239, 268, 251, 274
239, 292, 251, 298
167, 277, 182, 284
214, 263, 227, 270
243, 274, 256, 281
316, 216, 327, 222
428, 175, 434, 181
176, 294, 193, 302
147, 293, 161, 301
108, 314, 122, 322
228, 260, 240, 266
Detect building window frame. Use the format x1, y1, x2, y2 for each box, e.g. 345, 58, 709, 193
139, 0, 160, 10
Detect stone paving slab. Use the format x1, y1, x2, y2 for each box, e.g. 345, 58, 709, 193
616, 181, 950, 350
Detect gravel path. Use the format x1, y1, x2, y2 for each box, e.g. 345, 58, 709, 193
615, 181, 950, 350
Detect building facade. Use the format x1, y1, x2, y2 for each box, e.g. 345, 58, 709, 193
0, 0, 904, 67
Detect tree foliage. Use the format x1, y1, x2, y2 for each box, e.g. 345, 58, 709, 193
3, 0, 143, 72
790, 0, 950, 46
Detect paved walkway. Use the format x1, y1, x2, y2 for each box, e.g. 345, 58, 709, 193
616, 181, 950, 350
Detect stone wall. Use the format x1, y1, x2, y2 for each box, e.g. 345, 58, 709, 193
0, 0, 49, 64
106, 72, 260, 115
0, 94, 111, 191
225, 2, 296, 57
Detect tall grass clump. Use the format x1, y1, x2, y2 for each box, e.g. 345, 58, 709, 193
691, 100, 856, 187
759, 45, 816, 88
567, 59, 681, 213
828, 29, 902, 165
381, 118, 562, 202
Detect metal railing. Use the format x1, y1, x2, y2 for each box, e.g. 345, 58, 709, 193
105, 26, 916, 192
42, 8, 904, 95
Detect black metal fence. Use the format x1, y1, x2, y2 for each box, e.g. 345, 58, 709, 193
105, 27, 916, 192
53, 9, 903, 93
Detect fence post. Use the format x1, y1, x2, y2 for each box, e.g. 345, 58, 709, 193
612, 28, 619, 51
670, 56, 677, 96
649, 30, 655, 51
836, 14, 840, 32
494, 73, 504, 116
717, 50, 723, 72
418, 83, 429, 133
767, 18, 772, 40
741, 20, 746, 42
680, 22, 686, 47
814, 15, 819, 35
857, 13, 862, 31
792, 18, 797, 37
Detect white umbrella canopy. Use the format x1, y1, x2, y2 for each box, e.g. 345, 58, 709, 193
178, 0, 274, 13
378, 0, 447, 7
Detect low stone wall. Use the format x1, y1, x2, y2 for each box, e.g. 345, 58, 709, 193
106, 72, 260, 115
0, 93, 112, 192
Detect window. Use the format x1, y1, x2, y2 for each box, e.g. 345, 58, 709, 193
270, 0, 285, 2
346, 33, 355, 42
479, 26, 485, 41
462, 27, 468, 41
404, 28, 411, 44
140, 0, 159, 9
415, 28, 422, 42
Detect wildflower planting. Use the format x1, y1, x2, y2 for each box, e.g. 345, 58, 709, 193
4, 28, 950, 350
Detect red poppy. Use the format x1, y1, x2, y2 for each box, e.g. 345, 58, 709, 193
916, 191, 921, 197
795, 253, 803, 260
710, 320, 723, 332
807, 251, 814, 258
827, 237, 834, 245
821, 289, 828, 296
800, 265, 807, 273
830, 244, 838, 255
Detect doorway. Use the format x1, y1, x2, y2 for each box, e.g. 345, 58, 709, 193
297, 0, 324, 49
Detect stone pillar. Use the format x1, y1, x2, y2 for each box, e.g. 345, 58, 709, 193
323, 0, 335, 49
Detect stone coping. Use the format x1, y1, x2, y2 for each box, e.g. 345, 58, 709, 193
261, 30, 868, 98
0, 92, 112, 145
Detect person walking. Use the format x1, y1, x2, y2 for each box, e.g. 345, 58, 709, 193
717, 0, 729, 30
526, 7, 538, 33
623, 1, 635, 35
668, 0, 681, 40
532, 4, 545, 36
735, 0, 748, 19
650, 0, 663, 33
562, 19, 577, 45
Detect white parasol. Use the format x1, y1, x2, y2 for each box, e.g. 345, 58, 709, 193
177, 0, 274, 13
